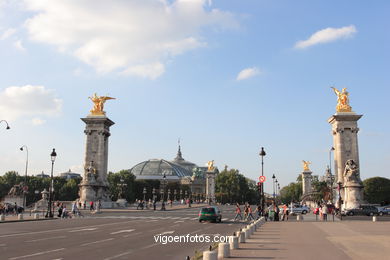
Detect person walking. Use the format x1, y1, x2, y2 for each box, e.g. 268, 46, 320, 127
243, 203, 249, 221
153, 199, 157, 211
233, 204, 243, 221
89, 201, 94, 211
322, 204, 328, 221
275, 205, 280, 221
247, 205, 255, 221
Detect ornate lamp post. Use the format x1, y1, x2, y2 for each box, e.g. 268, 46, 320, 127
0, 120, 10, 130
259, 147, 266, 215
275, 179, 278, 203
46, 148, 57, 218
174, 189, 177, 201
161, 173, 166, 210
167, 189, 171, 201
329, 147, 335, 201
118, 178, 127, 199
272, 174, 276, 201
180, 189, 183, 200
184, 190, 188, 200
152, 188, 156, 201
143, 187, 147, 202
337, 181, 343, 220
20, 145, 29, 208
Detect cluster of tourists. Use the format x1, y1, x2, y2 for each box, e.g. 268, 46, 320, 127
234, 202, 291, 222
0, 202, 23, 215
313, 203, 334, 221
233, 203, 260, 221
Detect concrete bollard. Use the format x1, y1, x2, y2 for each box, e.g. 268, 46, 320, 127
218, 243, 230, 258
34, 213, 40, 219
0, 214, 5, 221
18, 214, 23, 220
373, 216, 377, 222
244, 228, 250, 239
203, 250, 217, 260
229, 236, 238, 250
297, 215, 303, 221
239, 231, 245, 243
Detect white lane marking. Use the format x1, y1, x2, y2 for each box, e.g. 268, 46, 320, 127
160, 231, 174, 235
222, 218, 228, 221
123, 232, 142, 238
0, 244, 6, 246
146, 220, 158, 222
25, 235, 66, 243
228, 224, 232, 226
69, 228, 97, 233
173, 220, 184, 223
191, 217, 198, 220
8, 248, 65, 260
0, 220, 136, 238
103, 250, 133, 260
80, 238, 114, 247
110, 229, 135, 235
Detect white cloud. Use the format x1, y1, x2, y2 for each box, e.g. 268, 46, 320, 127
13, 39, 26, 51
22, 0, 238, 79
0, 28, 16, 40
236, 67, 260, 81
295, 25, 357, 49
31, 117, 46, 125
0, 85, 62, 121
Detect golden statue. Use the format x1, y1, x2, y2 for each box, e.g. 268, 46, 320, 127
302, 160, 311, 171
207, 160, 215, 171
89, 93, 115, 116
331, 87, 352, 112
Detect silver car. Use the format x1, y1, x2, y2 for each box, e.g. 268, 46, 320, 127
376, 206, 390, 216
291, 205, 310, 214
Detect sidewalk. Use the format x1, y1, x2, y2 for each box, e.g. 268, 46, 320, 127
222, 219, 390, 260
100, 203, 207, 212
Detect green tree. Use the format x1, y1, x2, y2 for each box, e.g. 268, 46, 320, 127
107, 170, 137, 202
363, 177, 390, 205
280, 182, 302, 204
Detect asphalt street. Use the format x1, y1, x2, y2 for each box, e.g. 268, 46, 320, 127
0, 205, 247, 260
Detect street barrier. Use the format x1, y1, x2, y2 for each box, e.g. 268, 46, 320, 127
373, 216, 377, 222
18, 214, 23, 220
203, 250, 217, 260
218, 243, 230, 258
239, 231, 245, 243
34, 213, 40, 219
0, 214, 4, 221
244, 228, 250, 239
229, 236, 238, 250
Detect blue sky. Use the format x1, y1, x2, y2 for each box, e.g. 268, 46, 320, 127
0, 0, 389, 193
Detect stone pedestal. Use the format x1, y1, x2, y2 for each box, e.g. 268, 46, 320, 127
302, 170, 312, 195
79, 116, 114, 206
328, 112, 364, 209
206, 170, 217, 204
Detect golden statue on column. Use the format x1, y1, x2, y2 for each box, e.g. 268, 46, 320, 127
302, 160, 311, 171
89, 93, 115, 116
331, 87, 352, 112
207, 160, 215, 171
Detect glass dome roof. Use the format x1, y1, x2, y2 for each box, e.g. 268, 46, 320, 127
130, 159, 193, 180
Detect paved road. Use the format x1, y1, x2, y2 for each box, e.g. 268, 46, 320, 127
0, 205, 249, 260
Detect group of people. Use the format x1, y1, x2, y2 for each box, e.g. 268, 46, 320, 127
234, 203, 259, 221
0, 202, 23, 215
314, 204, 333, 221
234, 203, 291, 222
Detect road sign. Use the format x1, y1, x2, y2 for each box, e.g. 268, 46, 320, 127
259, 176, 266, 183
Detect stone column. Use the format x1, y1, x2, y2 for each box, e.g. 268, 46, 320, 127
328, 112, 364, 209
302, 170, 312, 195
79, 116, 114, 207
206, 170, 217, 204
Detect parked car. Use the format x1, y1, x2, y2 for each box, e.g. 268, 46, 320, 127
198, 206, 222, 223
342, 205, 379, 216
290, 205, 310, 214
376, 206, 390, 216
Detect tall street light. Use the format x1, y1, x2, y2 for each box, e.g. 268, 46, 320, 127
275, 179, 279, 203
259, 147, 266, 215
272, 174, 276, 201
20, 145, 29, 208
0, 120, 10, 130
329, 147, 335, 202
161, 173, 166, 210
46, 148, 57, 218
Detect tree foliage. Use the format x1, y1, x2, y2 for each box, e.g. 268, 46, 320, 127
363, 177, 390, 205
215, 168, 259, 204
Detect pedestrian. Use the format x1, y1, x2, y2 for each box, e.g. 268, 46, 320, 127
89, 201, 94, 211
247, 205, 255, 221
153, 200, 157, 211
58, 203, 63, 217
233, 203, 243, 221
71, 201, 77, 215
243, 204, 249, 220
62, 206, 68, 218
322, 204, 328, 221
255, 205, 262, 219
83, 201, 86, 210
161, 201, 166, 211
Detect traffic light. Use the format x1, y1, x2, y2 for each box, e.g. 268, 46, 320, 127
257, 182, 262, 193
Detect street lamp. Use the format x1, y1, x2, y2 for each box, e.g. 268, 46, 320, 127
46, 148, 57, 218
0, 120, 10, 130
167, 189, 171, 201
259, 147, 266, 215
272, 174, 276, 201
152, 188, 156, 201
161, 173, 166, 210
20, 145, 29, 208
174, 189, 177, 201
329, 147, 335, 202
143, 187, 147, 202
275, 179, 278, 203
337, 181, 343, 220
